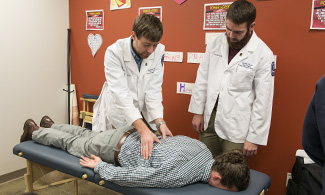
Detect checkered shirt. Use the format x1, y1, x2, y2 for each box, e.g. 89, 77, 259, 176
94, 132, 214, 188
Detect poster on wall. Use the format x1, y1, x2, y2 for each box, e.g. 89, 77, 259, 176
110, 0, 131, 10
139, 6, 162, 21
86, 10, 104, 30
310, 0, 325, 29
203, 2, 232, 30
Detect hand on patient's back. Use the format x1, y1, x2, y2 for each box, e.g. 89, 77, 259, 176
80, 155, 102, 169
140, 130, 160, 160
159, 124, 173, 139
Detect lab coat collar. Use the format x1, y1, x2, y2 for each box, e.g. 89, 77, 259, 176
123, 36, 132, 62
123, 36, 155, 77
139, 52, 154, 78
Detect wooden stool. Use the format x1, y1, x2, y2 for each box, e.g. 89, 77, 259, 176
79, 97, 96, 128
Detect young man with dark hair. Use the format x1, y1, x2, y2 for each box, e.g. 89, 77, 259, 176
189, 0, 275, 158
101, 14, 172, 160
20, 116, 249, 191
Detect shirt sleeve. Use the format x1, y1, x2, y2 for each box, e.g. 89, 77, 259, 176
104, 45, 142, 125
188, 44, 211, 114
247, 53, 275, 145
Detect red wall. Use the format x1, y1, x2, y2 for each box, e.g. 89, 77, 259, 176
69, 0, 325, 194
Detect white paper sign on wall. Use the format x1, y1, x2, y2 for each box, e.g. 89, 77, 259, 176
205, 32, 223, 44
177, 82, 195, 95
164, 51, 183, 62
187, 52, 205, 64
88, 33, 103, 57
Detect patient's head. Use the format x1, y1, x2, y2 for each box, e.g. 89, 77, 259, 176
209, 149, 250, 191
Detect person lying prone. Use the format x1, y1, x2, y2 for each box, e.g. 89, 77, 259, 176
20, 116, 250, 191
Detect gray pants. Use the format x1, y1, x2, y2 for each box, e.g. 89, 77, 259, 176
32, 124, 134, 164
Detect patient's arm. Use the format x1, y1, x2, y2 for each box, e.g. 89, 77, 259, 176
80, 155, 102, 169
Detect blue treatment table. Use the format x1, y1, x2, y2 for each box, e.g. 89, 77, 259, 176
13, 141, 271, 195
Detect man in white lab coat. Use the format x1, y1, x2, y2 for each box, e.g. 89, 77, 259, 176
104, 14, 173, 159
189, 0, 275, 158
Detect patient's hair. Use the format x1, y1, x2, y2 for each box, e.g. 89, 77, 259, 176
211, 149, 250, 191
132, 14, 163, 42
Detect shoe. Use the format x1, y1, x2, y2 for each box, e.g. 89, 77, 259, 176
40, 116, 54, 128
20, 119, 39, 143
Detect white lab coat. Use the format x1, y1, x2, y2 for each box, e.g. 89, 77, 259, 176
92, 81, 111, 131
102, 37, 165, 130
188, 32, 274, 145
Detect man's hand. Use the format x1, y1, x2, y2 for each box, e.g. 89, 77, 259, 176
139, 129, 160, 160
133, 118, 160, 160
80, 155, 102, 169
158, 124, 173, 140
243, 141, 258, 157
192, 114, 204, 133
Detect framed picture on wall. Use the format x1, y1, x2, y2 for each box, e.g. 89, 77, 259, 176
310, 0, 325, 29
139, 6, 162, 21
110, 0, 131, 10
203, 2, 232, 30
86, 10, 104, 30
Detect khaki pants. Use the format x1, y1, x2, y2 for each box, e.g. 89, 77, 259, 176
199, 109, 243, 158
33, 124, 134, 164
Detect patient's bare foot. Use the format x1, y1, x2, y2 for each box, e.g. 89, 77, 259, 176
40, 116, 54, 128
20, 119, 39, 142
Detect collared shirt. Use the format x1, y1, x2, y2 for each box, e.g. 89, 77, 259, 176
94, 132, 214, 188
228, 31, 254, 64
130, 37, 143, 71
228, 47, 240, 64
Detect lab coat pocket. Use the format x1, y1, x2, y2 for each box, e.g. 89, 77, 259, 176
231, 110, 250, 140
229, 70, 254, 91
107, 95, 126, 127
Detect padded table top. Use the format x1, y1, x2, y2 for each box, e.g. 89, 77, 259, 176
13, 141, 271, 195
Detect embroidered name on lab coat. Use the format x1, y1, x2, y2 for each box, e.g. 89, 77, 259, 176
147, 68, 155, 74
238, 62, 253, 69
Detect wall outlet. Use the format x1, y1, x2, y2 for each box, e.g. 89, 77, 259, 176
286, 172, 292, 187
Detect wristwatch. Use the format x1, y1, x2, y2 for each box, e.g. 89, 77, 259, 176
156, 121, 166, 130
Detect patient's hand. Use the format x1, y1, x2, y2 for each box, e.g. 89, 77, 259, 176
80, 155, 102, 169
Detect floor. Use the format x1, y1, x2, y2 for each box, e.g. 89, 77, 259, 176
0, 171, 121, 195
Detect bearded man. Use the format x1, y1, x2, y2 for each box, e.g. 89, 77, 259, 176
189, 0, 275, 158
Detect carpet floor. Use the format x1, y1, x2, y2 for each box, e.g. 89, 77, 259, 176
0, 171, 121, 195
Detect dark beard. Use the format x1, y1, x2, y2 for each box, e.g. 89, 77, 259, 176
226, 31, 251, 50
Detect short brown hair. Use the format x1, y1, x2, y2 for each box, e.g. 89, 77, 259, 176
211, 149, 250, 191
226, 0, 256, 29
132, 14, 163, 42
